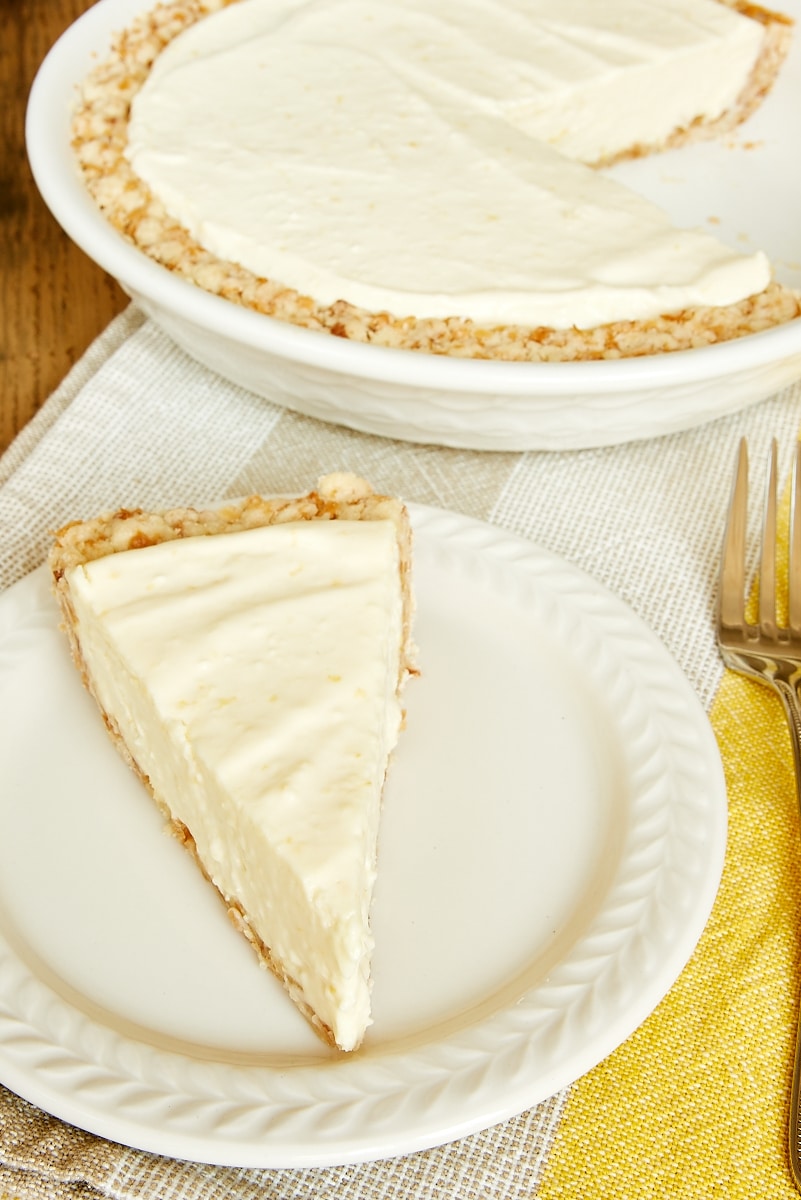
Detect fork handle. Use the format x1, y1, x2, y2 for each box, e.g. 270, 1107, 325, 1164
771, 678, 801, 1189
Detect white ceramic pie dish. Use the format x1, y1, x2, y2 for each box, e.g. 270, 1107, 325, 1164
26, 0, 801, 452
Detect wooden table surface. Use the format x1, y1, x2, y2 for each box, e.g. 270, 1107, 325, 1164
1, 0, 128, 456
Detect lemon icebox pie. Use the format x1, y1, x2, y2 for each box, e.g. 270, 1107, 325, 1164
50, 475, 416, 1052
73, 0, 800, 361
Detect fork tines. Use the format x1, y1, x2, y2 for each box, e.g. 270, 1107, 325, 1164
720, 437, 801, 643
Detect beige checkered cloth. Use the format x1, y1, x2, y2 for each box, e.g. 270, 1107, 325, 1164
1, 306, 800, 1200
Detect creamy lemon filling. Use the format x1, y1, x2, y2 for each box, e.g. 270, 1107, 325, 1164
66, 518, 404, 1052
125, 0, 772, 330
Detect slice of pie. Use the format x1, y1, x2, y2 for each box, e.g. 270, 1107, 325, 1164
49, 474, 416, 1052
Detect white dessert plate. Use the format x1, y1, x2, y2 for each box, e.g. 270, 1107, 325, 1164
0, 506, 726, 1167
24, 0, 801, 451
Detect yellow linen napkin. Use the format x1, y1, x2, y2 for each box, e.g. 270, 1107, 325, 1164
538, 458, 801, 1199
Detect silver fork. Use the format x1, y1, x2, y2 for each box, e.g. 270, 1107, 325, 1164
718, 436, 801, 1190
